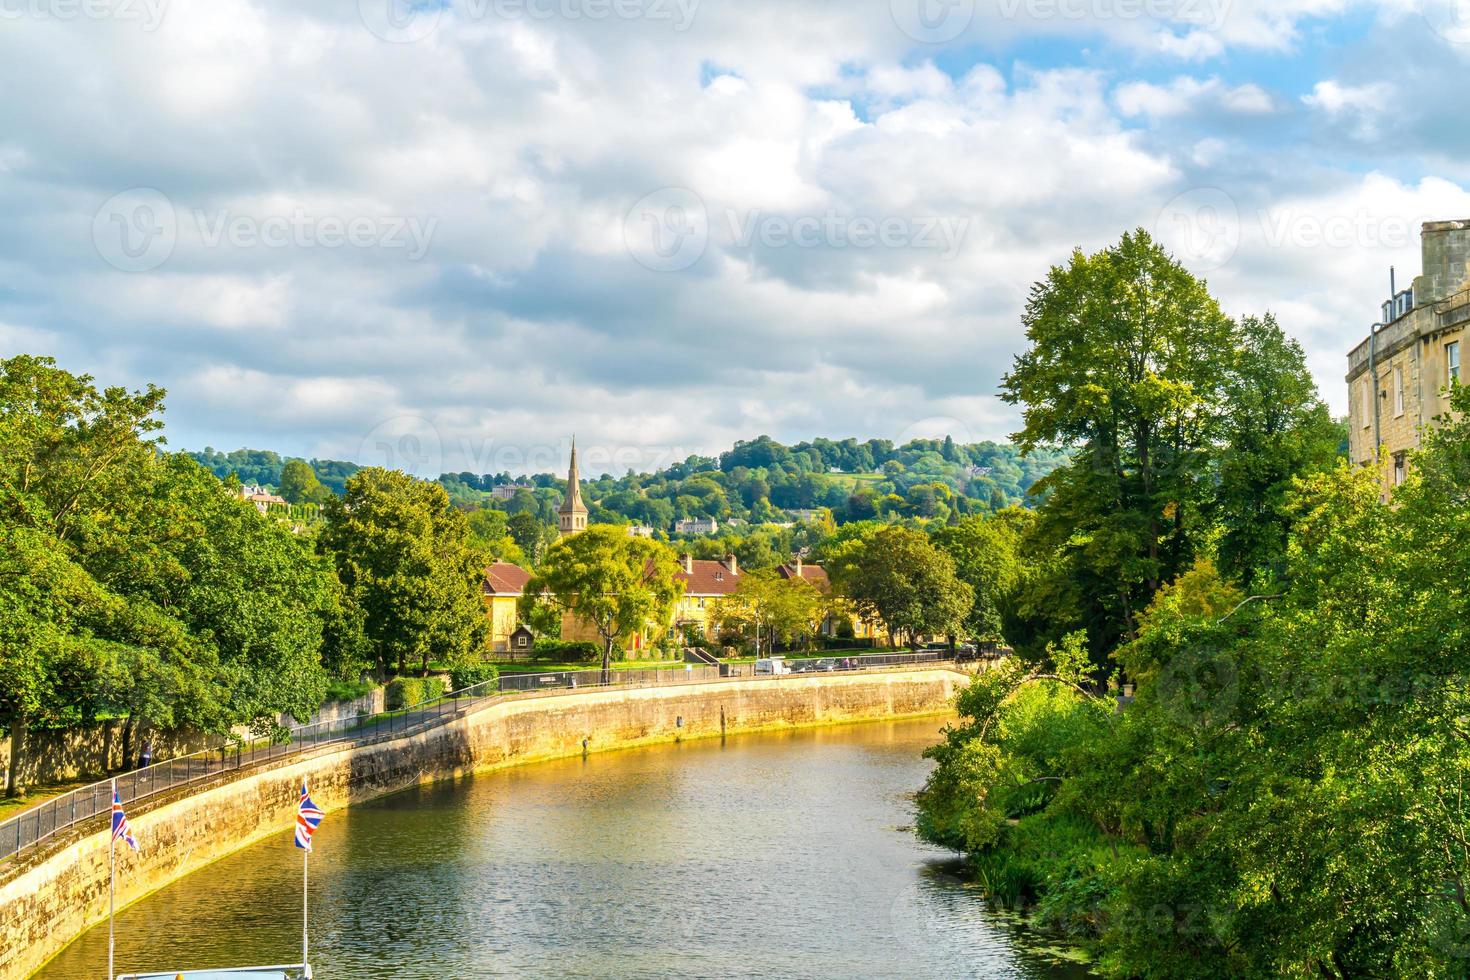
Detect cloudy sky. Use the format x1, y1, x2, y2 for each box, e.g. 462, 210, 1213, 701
2, 0, 1469, 476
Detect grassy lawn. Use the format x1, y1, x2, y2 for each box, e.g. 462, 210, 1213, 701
0, 776, 103, 818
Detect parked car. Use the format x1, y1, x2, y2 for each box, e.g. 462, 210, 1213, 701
813, 658, 837, 672
754, 657, 790, 675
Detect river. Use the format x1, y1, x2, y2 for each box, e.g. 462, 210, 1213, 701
36, 717, 1091, 979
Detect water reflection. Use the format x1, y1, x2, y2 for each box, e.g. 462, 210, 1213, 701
39, 719, 1091, 979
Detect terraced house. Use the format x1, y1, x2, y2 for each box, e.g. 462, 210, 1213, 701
1347, 219, 1470, 493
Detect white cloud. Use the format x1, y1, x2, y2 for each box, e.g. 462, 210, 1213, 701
1116, 77, 1275, 118
0, 0, 1465, 466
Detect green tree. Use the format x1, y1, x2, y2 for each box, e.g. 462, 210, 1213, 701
1002, 230, 1235, 654
278, 458, 331, 505
931, 509, 1032, 643
712, 569, 827, 654
1212, 313, 1341, 585
320, 468, 488, 678
507, 510, 554, 565
524, 525, 682, 683
841, 526, 973, 649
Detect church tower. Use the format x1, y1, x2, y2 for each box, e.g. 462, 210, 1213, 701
558, 437, 589, 537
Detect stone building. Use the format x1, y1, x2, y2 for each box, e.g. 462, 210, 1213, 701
482, 561, 531, 653
1346, 219, 1470, 492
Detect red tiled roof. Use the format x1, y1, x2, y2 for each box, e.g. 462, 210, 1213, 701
483, 561, 532, 595
778, 563, 831, 591
676, 559, 741, 596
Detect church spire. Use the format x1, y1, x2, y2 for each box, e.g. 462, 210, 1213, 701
558, 436, 588, 536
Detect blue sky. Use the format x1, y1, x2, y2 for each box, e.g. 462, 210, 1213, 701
1, 0, 1468, 476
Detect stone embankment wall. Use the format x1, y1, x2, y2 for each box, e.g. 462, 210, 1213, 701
1, 668, 967, 979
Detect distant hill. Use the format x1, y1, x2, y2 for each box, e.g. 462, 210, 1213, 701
190, 435, 1069, 530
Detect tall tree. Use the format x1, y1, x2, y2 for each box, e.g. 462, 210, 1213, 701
524, 526, 682, 683
1002, 229, 1236, 653
320, 469, 488, 678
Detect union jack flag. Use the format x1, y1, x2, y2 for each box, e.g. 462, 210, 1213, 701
111, 788, 138, 851
294, 778, 324, 851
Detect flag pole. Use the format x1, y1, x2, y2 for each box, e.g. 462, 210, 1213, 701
302, 844, 309, 969
107, 777, 116, 980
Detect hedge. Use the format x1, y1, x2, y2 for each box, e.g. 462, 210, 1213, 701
531, 639, 601, 662
449, 662, 500, 692
385, 676, 447, 711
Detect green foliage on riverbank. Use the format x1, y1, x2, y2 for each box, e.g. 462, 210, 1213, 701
917, 233, 1467, 976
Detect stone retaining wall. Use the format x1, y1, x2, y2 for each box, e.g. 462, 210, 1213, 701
1, 668, 966, 979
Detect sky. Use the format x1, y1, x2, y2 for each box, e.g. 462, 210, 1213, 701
2, 0, 1469, 478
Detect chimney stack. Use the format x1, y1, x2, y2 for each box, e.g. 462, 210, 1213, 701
794, 555, 803, 576
724, 553, 738, 576
680, 553, 693, 575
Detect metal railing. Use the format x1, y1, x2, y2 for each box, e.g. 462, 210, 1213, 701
0, 652, 962, 863
497, 665, 722, 692
0, 675, 505, 864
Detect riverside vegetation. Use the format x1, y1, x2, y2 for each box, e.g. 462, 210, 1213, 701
916, 231, 1467, 976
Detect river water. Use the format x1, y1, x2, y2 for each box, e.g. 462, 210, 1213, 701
38, 717, 1091, 979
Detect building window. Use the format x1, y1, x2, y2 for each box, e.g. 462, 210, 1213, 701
1361, 379, 1372, 428
1393, 366, 1404, 417
516, 634, 529, 649
1450, 342, 1461, 387
1393, 452, 1406, 486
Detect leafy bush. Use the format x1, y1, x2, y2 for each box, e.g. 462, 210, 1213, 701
385, 676, 446, 710
531, 639, 600, 663
324, 678, 376, 703
449, 662, 500, 692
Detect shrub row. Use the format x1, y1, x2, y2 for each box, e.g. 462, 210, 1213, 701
449, 662, 500, 692
531, 639, 601, 662
385, 676, 446, 710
